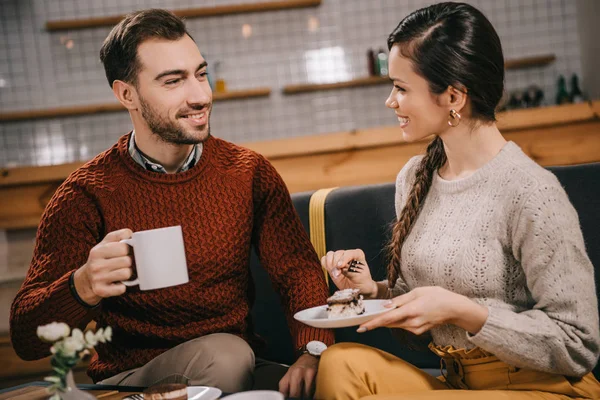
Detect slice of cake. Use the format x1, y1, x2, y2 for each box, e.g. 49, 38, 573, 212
326, 288, 365, 319
143, 383, 188, 400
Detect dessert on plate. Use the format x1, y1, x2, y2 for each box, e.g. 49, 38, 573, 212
326, 288, 365, 319
143, 383, 188, 400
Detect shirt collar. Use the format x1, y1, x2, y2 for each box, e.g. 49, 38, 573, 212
128, 131, 202, 173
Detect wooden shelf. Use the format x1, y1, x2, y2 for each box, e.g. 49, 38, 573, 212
283, 54, 556, 95
45, 0, 322, 31
505, 54, 555, 70
0, 88, 271, 122
283, 76, 389, 95
212, 87, 271, 101
497, 101, 596, 131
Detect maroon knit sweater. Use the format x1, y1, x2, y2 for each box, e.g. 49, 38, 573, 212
10, 133, 333, 382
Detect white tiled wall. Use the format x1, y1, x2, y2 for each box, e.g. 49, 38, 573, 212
0, 0, 584, 169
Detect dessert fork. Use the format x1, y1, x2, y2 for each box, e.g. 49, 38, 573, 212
347, 259, 364, 273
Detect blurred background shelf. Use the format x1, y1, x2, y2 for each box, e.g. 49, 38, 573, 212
0, 88, 271, 122
283, 76, 389, 94
0, 53, 557, 122
504, 54, 556, 70
45, 0, 322, 31
283, 54, 557, 95
496, 101, 595, 130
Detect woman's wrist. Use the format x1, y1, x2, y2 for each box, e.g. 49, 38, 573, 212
362, 280, 380, 299
448, 295, 489, 335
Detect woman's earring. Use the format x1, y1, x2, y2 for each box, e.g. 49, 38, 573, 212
448, 109, 461, 127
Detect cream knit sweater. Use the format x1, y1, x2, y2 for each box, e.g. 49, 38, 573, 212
389, 141, 599, 377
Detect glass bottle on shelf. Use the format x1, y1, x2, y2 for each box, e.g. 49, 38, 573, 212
555, 75, 570, 105
569, 74, 585, 103
214, 61, 227, 93
367, 49, 377, 76
376, 48, 388, 77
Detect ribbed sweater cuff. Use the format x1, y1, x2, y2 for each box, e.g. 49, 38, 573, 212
68, 271, 101, 309
53, 271, 100, 322
294, 324, 335, 354
466, 306, 503, 348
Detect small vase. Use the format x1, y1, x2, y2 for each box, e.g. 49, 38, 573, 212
56, 370, 97, 400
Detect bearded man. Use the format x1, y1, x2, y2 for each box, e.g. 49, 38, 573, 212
10, 9, 332, 399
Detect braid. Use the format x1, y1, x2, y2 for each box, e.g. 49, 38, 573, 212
387, 135, 447, 288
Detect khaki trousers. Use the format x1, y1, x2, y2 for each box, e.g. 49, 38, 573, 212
315, 342, 600, 400
99, 333, 288, 393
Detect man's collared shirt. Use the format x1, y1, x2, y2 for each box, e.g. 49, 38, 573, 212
128, 131, 202, 173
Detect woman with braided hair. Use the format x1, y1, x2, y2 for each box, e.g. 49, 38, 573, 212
315, 2, 600, 399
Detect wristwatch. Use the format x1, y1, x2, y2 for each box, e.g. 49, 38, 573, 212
299, 340, 328, 358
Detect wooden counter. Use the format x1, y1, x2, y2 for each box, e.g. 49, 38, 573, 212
1, 101, 599, 230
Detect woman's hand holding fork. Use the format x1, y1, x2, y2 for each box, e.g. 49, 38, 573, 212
320, 249, 379, 298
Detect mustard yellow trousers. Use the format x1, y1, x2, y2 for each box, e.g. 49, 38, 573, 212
315, 342, 600, 400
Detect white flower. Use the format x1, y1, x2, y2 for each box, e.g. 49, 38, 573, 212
95, 328, 105, 343
62, 336, 84, 358
103, 326, 113, 342
40, 323, 113, 395
37, 322, 70, 343
71, 328, 84, 343
84, 330, 98, 347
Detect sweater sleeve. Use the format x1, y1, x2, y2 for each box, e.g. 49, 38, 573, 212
385, 156, 422, 297
468, 182, 600, 377
10, 177, 103, 361
251, 155, 334, 351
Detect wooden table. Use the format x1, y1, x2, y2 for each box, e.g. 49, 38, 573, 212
0, 381, 298, 399
0, 382, 145, 400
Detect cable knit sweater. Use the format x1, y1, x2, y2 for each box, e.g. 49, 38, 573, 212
389, 141, 599, 377
10, 133, 334, 382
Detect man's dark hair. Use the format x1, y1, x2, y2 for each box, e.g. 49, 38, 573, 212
99, 9, 194, 88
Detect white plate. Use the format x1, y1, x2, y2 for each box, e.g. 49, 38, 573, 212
220, 390, 284, 400
187, 386, 222, 400
293, 299, 395, 328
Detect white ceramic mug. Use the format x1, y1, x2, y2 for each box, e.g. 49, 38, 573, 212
120, 225, 189, 290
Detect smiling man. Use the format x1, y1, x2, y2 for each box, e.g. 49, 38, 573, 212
10, 9, 333, 399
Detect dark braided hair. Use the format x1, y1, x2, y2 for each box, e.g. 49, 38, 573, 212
386, 2, 504, 289
387, 136, 446, 287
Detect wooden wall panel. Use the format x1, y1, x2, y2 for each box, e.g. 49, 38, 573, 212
506, 122, 600, 166
271, 140, 429, 192
0, 183, 60, 229
270, 121, 600, 193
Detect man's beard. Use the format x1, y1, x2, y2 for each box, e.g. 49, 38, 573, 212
139, 95, 211, 145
